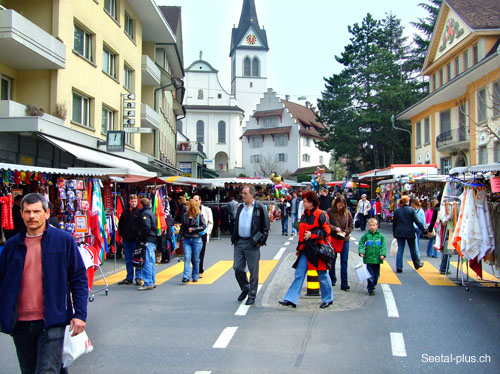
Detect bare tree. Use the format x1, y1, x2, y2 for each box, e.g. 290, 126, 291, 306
253, 153, 282, 177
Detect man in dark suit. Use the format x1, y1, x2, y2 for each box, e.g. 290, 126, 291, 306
231, 186, 269, 305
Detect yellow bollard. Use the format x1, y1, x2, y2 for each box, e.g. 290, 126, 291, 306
306, 269, 320, 296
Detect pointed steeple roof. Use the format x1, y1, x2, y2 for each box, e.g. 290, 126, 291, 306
230, 0, 269, 56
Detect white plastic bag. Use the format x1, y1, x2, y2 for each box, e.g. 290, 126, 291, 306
355, 262, 371, 282
390, 238, 398, 256
62, 326, 93, 368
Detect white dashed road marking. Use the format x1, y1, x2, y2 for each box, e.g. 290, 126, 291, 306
213, 327, 238, 348
284, 241, 291, 246
194, 371, 212, 374
274, 247, 287, 260
382, 284, 399, 318
390, 333, 407, 357
235, 285, 262, 316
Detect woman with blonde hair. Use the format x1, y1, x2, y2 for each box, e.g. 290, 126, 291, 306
178, 199, 206, 282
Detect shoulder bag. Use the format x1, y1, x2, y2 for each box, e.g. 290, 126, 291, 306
132, 242, 147, 268
329, 212, 348, 253
313, 234, 336, 263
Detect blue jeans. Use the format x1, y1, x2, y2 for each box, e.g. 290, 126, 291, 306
440, 253, 451, 273
123, 240, 137, 282
414, 228, 422, 259
396, 238, 421, 270
291, 213, 298, 234
329, 240, 349, 288
141, 241, 157, 286
284, 253, 333, 305
12, 320, 65, 374
281, 215, 289, 234
183, 237, 202, 281
426, 236, 438, 257
366, 263, 380, 292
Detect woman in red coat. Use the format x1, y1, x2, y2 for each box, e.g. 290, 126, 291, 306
279, 191, 334, 309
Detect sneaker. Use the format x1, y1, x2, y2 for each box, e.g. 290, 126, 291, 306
135, 278, 144, 286
138, 285, 154, 291
118, 279, 132, 285
182, 278, 189, 283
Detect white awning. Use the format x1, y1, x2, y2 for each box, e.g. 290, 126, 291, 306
0, 162, 105, 176
42, 135, 155, 177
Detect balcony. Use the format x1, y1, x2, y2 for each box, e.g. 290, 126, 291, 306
0, 9, 65, 69
140, 103, 160, 129
177, 141, 205, 156
436, 127, 470, 153
141, 55, 161, 86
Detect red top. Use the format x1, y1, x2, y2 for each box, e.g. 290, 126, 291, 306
18, 235, 44, 321
298, 208, 331, 271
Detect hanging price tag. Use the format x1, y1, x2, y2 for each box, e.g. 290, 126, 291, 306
491, 177, 500, 193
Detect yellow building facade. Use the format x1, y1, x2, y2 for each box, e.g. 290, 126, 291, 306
398, 0, 500, 174
0, 0, 183, 175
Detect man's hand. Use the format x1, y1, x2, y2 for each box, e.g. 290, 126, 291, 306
69, 318, 86, 337
360, 253, 365, 257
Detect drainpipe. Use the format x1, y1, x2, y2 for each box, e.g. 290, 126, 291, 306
391, 114, 413, 163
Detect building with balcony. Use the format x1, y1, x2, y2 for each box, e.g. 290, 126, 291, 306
0, 0, 183, 176
397, 0, 500, 174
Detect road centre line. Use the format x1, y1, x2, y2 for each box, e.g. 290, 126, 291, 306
390, 332, 407, 357
194, 371, 211, 374
235, 285, 262, 316
284, 241, 291, 246
381, 284, 399, 318
274, 247, 287, 260
213, 327, 238, 348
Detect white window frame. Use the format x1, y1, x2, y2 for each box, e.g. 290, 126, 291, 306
103, 46, 116, 78
250, 154, 262, 163
72, 91, 91, 127
102, 106, 114, 134
441, 158, 452, 175
124, 12, 134, 39
302, 154, 310, 162
123, 64, 133, 91
250, 136, 263, 149
104, 0, 117, 20
274, 135, 288, 147
74, 24, 93, 61
276, 153, 287, 162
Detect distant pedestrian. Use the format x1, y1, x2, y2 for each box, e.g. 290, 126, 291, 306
0, 193, 88, 373
319, 188, 333, 211
373, 197, 382, 226
137, 198, 157, 290
231, 186, 269, 305
279, 191, 333, 309
411, 198, 426, 259
358, 218, 386, 295
178, 199, 206, 283
278, 198, 291, 236
290, 191, 301, 236
393, 196, 427, 273
192, 195, 213, 276
356, 194, 371, 231
425, 199, 439, 258
118, 194, 141, 286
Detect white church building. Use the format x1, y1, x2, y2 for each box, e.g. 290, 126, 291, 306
180, 0, 330, 177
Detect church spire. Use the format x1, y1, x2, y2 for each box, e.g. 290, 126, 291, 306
230, 0, 269, 57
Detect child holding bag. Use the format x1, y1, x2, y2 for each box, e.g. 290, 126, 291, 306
358, 218, 386, 295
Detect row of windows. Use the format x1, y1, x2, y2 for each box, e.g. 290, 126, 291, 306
103, 0, 134, 39
248, 153, 320, 164
431, 43, 482, 91
197, 90, 222, 100
249, 135, 288, 148
440, 143, 500, 174
194, 120, 226, 143
73, 17, 135, 90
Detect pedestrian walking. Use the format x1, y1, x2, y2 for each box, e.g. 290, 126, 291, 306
279, 191, 334, 309
411, 198, 426, 259
137, 198, 158, 290
278, 197, 291, 236
179, 199, 206, 283
358, 218, 386, 295
118, 194, 141, 286
356, 194, 371, 231
0, 193, 88, 373
326, 195, 353, 291
319, 188, 333, 211
393, 196, 427, 273
192, 195, 213, 276
290, 191, 301, 236
425, 199, 439, 258
231, 186, 269, 305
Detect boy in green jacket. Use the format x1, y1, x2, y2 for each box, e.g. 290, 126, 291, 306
358, 218, 386, 295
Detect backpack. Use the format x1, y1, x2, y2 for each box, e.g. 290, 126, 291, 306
131, 242, 147, 268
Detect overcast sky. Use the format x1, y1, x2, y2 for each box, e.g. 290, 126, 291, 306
156, 0, 429, 103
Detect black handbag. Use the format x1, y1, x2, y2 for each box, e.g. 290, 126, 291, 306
313, 236, 336, 263
132, 242, 147, 268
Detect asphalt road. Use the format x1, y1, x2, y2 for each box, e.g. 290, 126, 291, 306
1, 220, 499, 373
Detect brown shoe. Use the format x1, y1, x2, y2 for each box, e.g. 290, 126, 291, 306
118, 279, 132, 285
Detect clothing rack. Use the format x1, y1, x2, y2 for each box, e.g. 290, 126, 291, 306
76, 237, 109, 302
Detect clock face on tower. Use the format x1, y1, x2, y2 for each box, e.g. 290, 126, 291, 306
246, 34, 257, 45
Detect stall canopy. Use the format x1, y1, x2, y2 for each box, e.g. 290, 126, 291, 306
359, 164, 438, 179
42, 135, 154, 177
0, 162, 106, 176
162, 176, 223, 187
450, 163, 500, 175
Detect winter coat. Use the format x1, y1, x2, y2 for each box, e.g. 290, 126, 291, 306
393, 205, 426, 239
326, 208, 354, 241
358, 230, 386, 264
231, 201, 269, 246
118, 207, 140, 242
179, 213, 206, 240
0, 224, 88, 334
294, 207, 331, 271
139, 207, 157, 244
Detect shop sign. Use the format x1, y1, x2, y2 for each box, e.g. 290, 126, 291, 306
491, 177, 500, 193
75, 215, 88, 233
179, 162, 192, 177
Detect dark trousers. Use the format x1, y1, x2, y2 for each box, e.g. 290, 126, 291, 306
233, 239, 260, 298
366, 263, 380, 291
359, 214, 368, 231
12, 320, 65, 374
198, 235, 208, 274
329, 240, 349, 288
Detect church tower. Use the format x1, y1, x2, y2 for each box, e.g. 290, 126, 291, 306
230, 0, 269, 122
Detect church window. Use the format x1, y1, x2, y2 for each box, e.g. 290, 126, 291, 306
196, 120, 204, 142
243, 57, 251, 76
218, 121, 226, 143
252, 57, 260, 77
198, 89, 203, 100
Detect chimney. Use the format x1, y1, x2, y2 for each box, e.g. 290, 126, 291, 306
285, 95, 290, 101
305, 101, 311, 108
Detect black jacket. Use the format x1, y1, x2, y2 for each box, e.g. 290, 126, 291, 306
118, 207, 140, 242
139, 207, 157, 244
178, 213, 206, 240
231, 201, 269, 246
319, 195, 333, 211
175, 204, 186, 224
393, 205, 426, 239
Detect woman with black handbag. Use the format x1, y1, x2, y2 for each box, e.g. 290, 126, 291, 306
279, 191, 334, 309
326, 195, 354, 290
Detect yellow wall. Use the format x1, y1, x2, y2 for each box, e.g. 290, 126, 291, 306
5, 0, 52, 33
